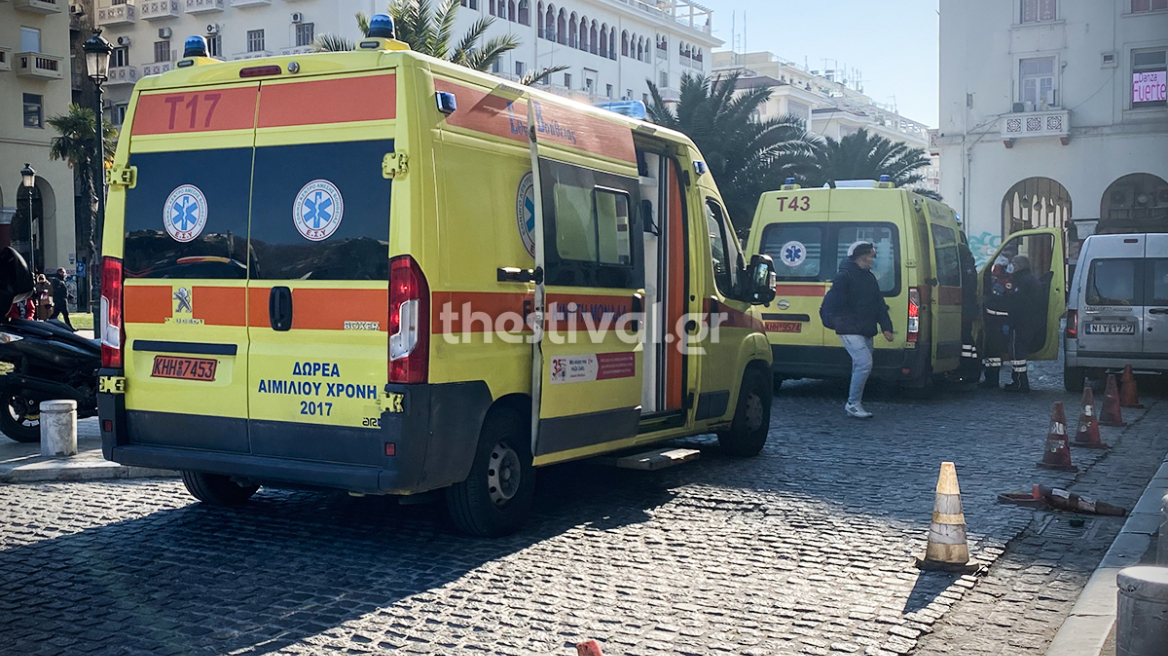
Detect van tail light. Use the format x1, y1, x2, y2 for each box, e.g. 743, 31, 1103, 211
389, 255, 430, 384
907, 286, 921, 344
100, 257, 124, 368
1066, 309, 1078, 339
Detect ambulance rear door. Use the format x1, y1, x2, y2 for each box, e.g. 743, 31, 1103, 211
753, 190, 832, 349
245, 72, 396, 467
119, 81, 259, 452
527, 97, 645, 462
924, 201, 964, 370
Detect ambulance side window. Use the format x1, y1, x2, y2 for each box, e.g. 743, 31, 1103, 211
704, 199, 739, 298
540, 159, 642, 289
931, 224, 962, 287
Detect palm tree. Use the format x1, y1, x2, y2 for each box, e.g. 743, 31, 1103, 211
316, 0, 518, 75
47, 104, 117, 276
647, 71, 820, 235
812, 128, 930, 189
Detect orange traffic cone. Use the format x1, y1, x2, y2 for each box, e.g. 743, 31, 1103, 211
1037, 402, 1078, 472
1120, 365, 1143, 409
1099, 374, 1127, 427
1072, 387, 1109, 449
915, 462, 979, 573
577, 640, 604, 656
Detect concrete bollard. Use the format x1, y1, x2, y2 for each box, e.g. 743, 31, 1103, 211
39, 399, 77, 457
1161, 495, 1168, 566
1117, 566, 1168, 656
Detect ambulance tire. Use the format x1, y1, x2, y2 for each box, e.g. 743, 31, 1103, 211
0, 394, 41, 443
446, 407, 535, 537
718, 366, 772, 457
180, 471, 259, 506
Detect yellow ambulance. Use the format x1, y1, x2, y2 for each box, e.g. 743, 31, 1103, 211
743, 181, 1065, 391
97, 17, 778, 536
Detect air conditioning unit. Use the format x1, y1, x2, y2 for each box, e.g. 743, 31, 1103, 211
207, 24, 220, 35
291, 12, 303, 23
117, 36, 132, 46
69, 4, 83, 15
159, 27, 173, 39
1012, 102, 1026, 113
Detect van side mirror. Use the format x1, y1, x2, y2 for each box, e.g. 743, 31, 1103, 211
743, 254, 777, 305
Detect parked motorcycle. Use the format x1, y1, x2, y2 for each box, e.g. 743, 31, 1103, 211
0, 248, 99, 442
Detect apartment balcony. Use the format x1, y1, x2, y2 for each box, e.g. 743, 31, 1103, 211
139, 0, 180, 20
657, 87, 681, 102
279, 45, 313, 56
97, 2, 137, 25
14, 0, 63, 14
15, 52, 64, 79
106, 65, 140, 86
231, 50, 271, 60
184, 0, 222, 13
927, 128, 940, 156
141, 61, 172, 76
230, 0, 269, 7
1000, 109, 1071, 146
0, 47, 11, 73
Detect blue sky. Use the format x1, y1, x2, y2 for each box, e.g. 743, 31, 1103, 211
700, 0, 941, 127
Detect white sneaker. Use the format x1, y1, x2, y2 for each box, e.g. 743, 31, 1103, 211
845, 402, 874, 419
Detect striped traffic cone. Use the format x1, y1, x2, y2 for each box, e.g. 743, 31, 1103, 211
1072, 387, 1108, 449
1037, 402, 1078, 472
1120, 365, 1143, 409
1099, 374, 1127, 427
916, 462, 979, 573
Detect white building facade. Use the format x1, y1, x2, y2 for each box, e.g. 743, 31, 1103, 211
1, 0, 78, 274
90, 0, 718, 125
715, 51, 938, 193
936, 0, 1168, 265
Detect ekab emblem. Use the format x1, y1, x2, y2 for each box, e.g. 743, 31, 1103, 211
779, 240, 806, 267
163, 185, 208, 243
516, 171, 535, 257
293, 179, 344, 242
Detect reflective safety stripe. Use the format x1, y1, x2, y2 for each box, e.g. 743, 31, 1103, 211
1050, 421, 1066, 436
934, 492, 964, 515
986, 309, 1009, 316
1012, 360, 1028, 372
983, 358, 1001, 367
927, 522, 969, 545
1084, 406, 1093, 417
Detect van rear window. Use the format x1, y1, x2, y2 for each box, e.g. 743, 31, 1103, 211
1151, 260, 1168, 305
1087, 259, 1141, 306
762, 222, 900, 295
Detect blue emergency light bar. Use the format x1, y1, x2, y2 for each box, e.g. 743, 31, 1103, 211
595, 101, 647, 120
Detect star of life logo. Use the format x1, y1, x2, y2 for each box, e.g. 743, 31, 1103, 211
163, 185, 208, 243
293, 179, 344, 242
516, 172, 536, 257
780, 240, 806, 267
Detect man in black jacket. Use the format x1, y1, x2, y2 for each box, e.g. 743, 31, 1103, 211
820, 242, 894, 418
1004, 255, 1041, 393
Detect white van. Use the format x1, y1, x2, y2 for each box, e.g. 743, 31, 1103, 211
1064, 233, 1168, 391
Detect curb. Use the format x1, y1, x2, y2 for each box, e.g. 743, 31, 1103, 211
0, 458, 178, 484
1043, 455, 1168, 656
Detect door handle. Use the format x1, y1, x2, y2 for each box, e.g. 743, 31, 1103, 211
630, 294, 643, 332
269, 286, 293, 331
1150, 308, 1168, 315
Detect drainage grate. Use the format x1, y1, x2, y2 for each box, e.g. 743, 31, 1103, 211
1035, 514, 1100, 541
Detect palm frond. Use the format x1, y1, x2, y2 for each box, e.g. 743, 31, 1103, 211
521, 65, 569, 86
312, 33, 356, 52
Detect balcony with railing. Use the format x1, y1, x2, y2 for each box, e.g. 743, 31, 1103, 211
97, 1, 137, 26
184, 0, 222, 13
231, 50, 271, 60
106, 65, 140, 86
614, 0, 713, 36
16, 52, 64, 79
142, 61, 172, 76
230, 0, 269, 7
279, 45, 313, 56
0, 48, 11, 73
139, 0, 180, 20
1000, 109, 1071, 146
14, 0, 62, 14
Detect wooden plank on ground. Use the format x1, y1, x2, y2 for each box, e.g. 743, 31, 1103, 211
594, 447, 700, 471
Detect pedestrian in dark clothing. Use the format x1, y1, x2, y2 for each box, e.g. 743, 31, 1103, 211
1004, 255, 1041, 393
979, 245, 1018, 389
820, 241, 894, 418
49, 268, 73, 330
957, 241, 980, 381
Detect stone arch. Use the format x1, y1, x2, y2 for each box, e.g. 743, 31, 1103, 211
578, 15, 588, 51
568, 11, 577, 48
599, 23, 608, 57
1001, 177, 1071, 237
11, 177, 55, 273
589, 21, 598, 55
544, 4, 555, 41
518, 0, 529, 25
1100, 173, 1168, 226
621, 30, 629, 57
556, 9, 567, 45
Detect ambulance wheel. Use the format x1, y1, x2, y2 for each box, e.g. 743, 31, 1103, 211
180, 471, 259, 506
718, 366, 772, 457
1064, 365, 1086, 393
0, 394, 41, 443
446, 407, 535, 537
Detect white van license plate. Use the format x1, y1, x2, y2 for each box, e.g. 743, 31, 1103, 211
1086, 323, 1135, 335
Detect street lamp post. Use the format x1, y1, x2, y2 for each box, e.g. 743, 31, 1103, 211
20, 163, 36, 276
83, 30, 112, 325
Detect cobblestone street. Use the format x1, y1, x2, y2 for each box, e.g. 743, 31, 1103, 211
0, 361, 1164, 656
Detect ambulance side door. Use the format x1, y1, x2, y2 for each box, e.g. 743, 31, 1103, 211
979, 228, 1066, 361
245, 73, 395, 466
926, 214, 964, 369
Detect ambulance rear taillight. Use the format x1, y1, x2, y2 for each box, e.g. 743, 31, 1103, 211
389, 255, 430, 384
100, 257, 124, 368
907, 287, 921, 343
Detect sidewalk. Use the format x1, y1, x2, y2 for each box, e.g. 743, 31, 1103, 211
0, 417, 176, 484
